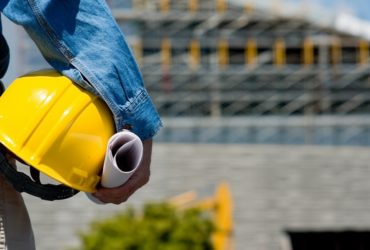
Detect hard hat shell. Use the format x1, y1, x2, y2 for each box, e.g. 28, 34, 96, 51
0, 70, 115, 192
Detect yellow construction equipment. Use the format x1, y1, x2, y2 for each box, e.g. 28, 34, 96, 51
169, 182, 234, 250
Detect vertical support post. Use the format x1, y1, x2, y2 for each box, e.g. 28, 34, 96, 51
189, 0, 198, 12
161, 38, 172, 92
189, 40, 201, 70
274, 38, 286, 67
132, 39, 143, 66
331, 39, 342, 65
216, 0, 227, 13
317, 37, 331, 114
303, 38, 314, 67
244, 4, 254, 13
359, 40, 369, 65
245, 39, 257, 67
218, 39, 229, 69
160, 0, 170, 12
161, 38, 172, 67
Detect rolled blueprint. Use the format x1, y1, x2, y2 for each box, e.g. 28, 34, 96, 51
86, 130, 143, 204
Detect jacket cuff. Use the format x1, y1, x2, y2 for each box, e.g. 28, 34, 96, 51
119, 88, 162, 141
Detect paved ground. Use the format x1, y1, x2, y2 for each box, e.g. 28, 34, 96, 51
23, 143, 370, 250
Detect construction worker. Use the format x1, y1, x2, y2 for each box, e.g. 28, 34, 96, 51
0, 0, 162, 249
0, 31, 35, 250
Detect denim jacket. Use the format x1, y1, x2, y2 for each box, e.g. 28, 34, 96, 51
0, 0, 162, 140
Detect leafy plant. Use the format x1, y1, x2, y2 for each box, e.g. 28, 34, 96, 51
73, 202, 214, 250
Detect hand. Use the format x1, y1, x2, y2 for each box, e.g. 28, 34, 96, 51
92, 139, 153, 204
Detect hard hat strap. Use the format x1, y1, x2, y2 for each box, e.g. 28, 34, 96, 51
30, 167, 41, 184
0, 152, 79, 201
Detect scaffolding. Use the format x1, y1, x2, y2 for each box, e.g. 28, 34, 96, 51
113, 1, 370, 144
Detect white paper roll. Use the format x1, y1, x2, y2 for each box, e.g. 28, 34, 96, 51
86, 130, 143, 204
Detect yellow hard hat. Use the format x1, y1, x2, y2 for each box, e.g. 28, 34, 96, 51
0, 69, 115, 193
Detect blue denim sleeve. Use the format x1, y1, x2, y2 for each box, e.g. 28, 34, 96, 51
0, 0, 162, 140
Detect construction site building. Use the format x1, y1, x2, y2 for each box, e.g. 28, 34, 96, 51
108, 0, 370, 145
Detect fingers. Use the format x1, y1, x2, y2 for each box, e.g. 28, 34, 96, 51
93, 164, 150, 204
93, 185, 132, 204
93, 139, 153, 205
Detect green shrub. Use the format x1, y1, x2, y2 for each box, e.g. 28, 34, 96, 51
73, 202, 214, 250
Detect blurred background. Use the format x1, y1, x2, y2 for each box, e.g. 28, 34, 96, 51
3, 0, 370, 249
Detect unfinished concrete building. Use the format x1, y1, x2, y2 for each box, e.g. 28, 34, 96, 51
110, 0, 370, 145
